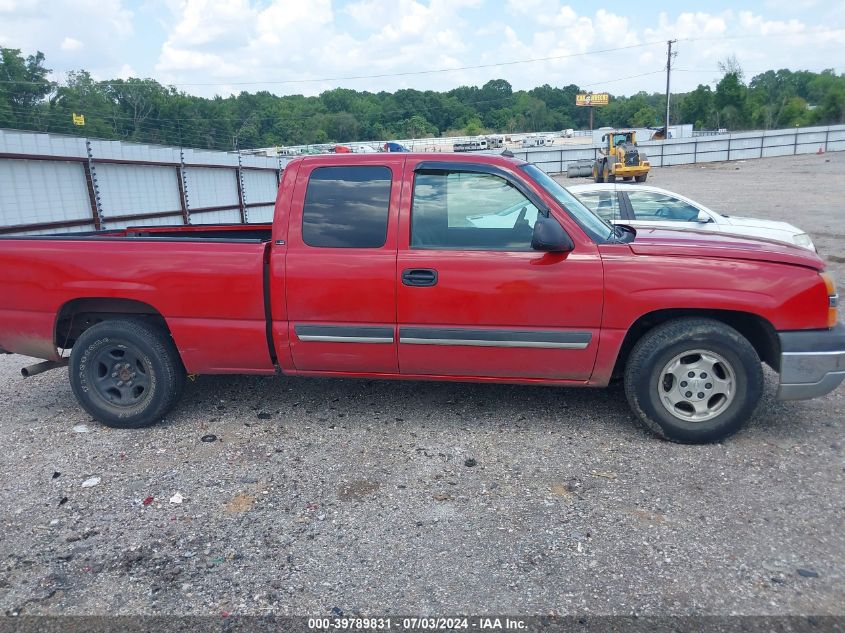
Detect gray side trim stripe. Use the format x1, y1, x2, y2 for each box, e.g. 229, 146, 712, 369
295, 325, 394, 344
399, 327, 591, 349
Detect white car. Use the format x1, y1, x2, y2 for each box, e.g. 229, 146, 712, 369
568, 183, 816, 251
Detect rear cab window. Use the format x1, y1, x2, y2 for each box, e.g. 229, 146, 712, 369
302, 165, 392, 248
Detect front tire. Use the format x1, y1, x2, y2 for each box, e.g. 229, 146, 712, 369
635, 173, 647, 183
69, 319, 186, 429
623, 318, 763, 443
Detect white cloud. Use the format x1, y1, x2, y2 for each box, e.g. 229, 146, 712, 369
1, 0, 844, 100
116, 62, 135, 78
0, 0, 133, 80
0, 0, 39, 12
60, 36, 83, 51
155, 0, 483, 95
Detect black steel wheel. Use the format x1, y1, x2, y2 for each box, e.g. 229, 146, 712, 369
69, 319, 185, 428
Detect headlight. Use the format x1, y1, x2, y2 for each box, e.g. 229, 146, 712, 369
793, 233, 815, 251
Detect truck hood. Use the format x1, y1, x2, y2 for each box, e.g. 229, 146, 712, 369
625, 226, 824, 269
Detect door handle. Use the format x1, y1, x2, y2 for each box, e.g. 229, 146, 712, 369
402, 268, 438, 287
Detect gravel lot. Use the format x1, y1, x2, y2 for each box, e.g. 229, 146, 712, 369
1, 153, 843, 618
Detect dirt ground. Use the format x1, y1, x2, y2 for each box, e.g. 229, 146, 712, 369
0, 153, 843, 618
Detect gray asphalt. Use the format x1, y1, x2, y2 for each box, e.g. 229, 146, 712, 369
0, 153, 843, 617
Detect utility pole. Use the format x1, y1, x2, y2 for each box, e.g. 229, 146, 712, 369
664, 39, 677, 136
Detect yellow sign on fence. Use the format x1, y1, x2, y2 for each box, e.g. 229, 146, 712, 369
576, 93, 609, 107
72, 113, 85, 126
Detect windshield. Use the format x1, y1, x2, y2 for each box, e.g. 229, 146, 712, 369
519, 164, 614, 241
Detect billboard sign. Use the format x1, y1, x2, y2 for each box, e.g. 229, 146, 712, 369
576, 93, 609, 107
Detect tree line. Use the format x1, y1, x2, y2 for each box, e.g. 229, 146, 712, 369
1, 47, 844, 151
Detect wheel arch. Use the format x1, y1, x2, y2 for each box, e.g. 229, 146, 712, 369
55, 297, 171, 350
612, 308, 780, 380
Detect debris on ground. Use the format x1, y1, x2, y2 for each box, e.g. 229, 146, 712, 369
169, 492, 184, 504
72, 424, 90, 433
225, 493, 255, 513
80, 476, 100, 488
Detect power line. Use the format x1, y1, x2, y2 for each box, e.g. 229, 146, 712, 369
1, 41, 669, 89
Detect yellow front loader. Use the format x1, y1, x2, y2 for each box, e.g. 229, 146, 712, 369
592, 130, 650, 183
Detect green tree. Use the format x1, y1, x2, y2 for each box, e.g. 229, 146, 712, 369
715, 72, 748, 129
0, 48, 53, 129
630, 105, 659, 127
680, 84, 715, 129
463, 116, 484, 136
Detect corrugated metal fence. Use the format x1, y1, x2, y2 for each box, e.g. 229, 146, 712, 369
2, 124, 844, 235
517, 124, 845, 175
0, 128, 287, 236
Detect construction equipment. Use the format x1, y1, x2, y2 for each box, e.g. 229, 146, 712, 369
592, 130, 650, 183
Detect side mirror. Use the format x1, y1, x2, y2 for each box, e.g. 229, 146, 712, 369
531, 216, 574, 253
696, 210, 712, 223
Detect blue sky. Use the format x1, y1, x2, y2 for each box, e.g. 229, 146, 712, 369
1, 0, 842, 97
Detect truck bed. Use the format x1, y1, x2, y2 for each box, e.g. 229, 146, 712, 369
0, 224, 276, 373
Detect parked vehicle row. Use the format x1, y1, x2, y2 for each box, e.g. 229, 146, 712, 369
1, 152, 841, 443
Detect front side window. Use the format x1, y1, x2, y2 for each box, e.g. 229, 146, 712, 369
302, 166, 391, 248
411, 171, 539, 250
626, 191, 701, 222
577, 191, 621, 222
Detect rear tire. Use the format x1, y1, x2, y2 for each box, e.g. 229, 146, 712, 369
605, 163, 616, 183
635, 173, 647, 183
594, 162, 604, 183
69, 319, 186, 429
623, 318, 763, 443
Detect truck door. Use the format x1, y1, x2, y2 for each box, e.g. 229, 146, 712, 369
284, 159, 401, 373
396, 161, 603, 380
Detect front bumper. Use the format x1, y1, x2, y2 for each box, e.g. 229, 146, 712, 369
613, 163, 649, 176
776, 323, 845, 400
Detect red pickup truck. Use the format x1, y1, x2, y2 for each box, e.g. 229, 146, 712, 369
0, 153, 842, 443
